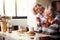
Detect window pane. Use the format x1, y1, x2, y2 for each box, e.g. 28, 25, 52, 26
5, 0, 15, 16
17, 0, 28, 16
0, 0, 3, 16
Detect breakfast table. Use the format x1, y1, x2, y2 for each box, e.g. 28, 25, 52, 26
0, 31, 59, 40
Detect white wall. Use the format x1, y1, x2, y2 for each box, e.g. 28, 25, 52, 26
9, 19, 27, 27
27, 0, 37, 27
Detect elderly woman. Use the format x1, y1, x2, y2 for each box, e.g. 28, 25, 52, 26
42, 6, 59, 35
33, 4, 45, 33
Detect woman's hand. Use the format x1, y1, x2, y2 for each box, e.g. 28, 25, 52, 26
36, 17, 41, 26
37, 22, 41, 27
36, 17, 41, 22
42, 22, 50, 27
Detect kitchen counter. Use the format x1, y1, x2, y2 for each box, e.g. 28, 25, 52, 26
0, 31, 59, 40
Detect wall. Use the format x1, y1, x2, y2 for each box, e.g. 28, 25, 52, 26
37, 0, 52, 7
37, 0, 60, 7
0, 19, 27, 31
8, 19, 27, 28
51, 0, 60, 1
27, 0, 36, 28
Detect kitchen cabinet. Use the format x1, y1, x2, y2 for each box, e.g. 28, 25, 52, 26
56, 1, 60, 12
52, 1, 60, 12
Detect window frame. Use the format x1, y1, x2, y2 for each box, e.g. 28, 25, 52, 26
2, 0, 27, 18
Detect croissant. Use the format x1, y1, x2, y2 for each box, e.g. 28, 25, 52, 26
26, 31, 35, 36
18, 29, 26, 33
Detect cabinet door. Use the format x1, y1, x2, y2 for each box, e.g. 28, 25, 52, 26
52, 1, 60, 12
56, 2, 60, 12
0, 36, 3, 40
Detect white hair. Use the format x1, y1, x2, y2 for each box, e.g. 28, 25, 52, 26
44, 6, 52, 13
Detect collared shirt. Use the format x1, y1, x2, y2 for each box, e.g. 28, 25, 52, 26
34, 26, 42, 31
36, 13, 47, 23
34, 13, 47, 31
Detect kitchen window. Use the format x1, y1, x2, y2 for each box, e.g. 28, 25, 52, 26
0, 0, 35, 17
0, 0, 30, 17
17, 0, 28, 16
5, 0, 28, 16
5, 0, 15, 16
0, 0, 3, 16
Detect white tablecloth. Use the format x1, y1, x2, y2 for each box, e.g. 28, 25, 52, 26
0, 31, 59, 40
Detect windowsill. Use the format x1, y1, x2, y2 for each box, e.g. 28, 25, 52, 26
12, 16, 27, 19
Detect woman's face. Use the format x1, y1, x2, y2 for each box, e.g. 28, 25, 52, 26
35, 8, 43, 14
49, 13, 53, 17
34, 5, 43, 14
43, 12, 53, 19
38, 8, 43, 13
43, 12, 49, 19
